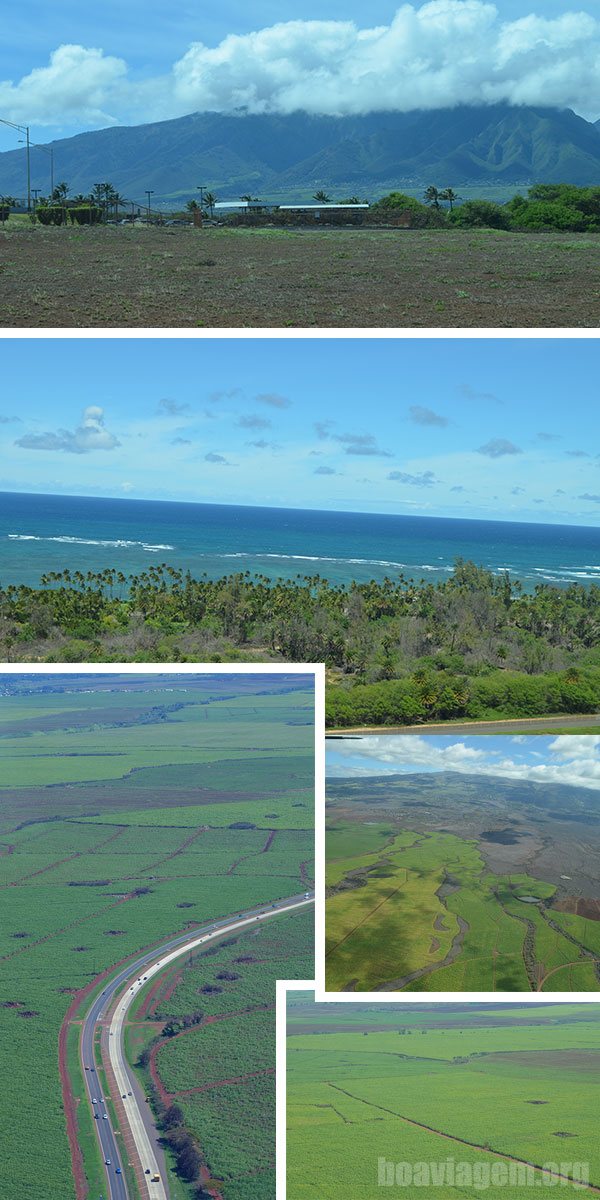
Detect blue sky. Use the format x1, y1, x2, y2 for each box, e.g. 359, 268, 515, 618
327, 734, 600, 790
0, 1, 598, 149
0, 337, 599, 526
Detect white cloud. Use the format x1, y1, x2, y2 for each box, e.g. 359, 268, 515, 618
548, 734, 600, 758
15, 405, 120, 454
0, 44, 127, 125
328, 734, 600, 792
171, 4, 600, 117
3, 5, 600, 129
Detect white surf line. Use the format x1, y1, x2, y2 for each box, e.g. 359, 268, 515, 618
107, 897, 314, 1200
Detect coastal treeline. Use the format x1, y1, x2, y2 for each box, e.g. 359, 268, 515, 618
1, 559, 599, 725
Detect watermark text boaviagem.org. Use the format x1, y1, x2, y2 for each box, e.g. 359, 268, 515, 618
378, 1158, 591, 1189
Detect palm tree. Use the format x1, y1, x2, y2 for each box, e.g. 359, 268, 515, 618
203, 191, 216, 217
91, 182, 116, 220
424, 186, 441, 209
52, 181, 70, 203
313, 190, 330, 203
186, 199, 199, 212
440, 187, 460, 211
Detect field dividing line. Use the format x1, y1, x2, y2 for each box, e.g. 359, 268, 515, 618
328, 1084, 600, 1192
325, 882, 407, 957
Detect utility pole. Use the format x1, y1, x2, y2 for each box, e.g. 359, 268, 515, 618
30, 140, 54, 197
25, 125, 31, 211
145, 189, 154, 221
0, 117, 32, 211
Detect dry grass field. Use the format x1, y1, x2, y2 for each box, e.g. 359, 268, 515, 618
1, 222, 599, 326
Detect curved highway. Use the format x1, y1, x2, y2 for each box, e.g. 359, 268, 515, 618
80, 892, 314, 1200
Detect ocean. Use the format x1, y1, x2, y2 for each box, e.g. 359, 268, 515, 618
1, 491, 599, 592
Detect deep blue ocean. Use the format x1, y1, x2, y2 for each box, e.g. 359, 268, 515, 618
1, 491, 600, 591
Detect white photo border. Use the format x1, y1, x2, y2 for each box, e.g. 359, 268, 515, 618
276, 979, 600, 1200
315, 731, 600, 1005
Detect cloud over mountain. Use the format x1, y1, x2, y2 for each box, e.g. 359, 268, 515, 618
3, 4, 600, 128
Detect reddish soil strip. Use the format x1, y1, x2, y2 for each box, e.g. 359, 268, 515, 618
136, 970, 174, 1021
156, 970, 183, 1013
148, 1041, 172, 1107
58, 999, 91, 1200
202, 1003, 274, 1025
226, 829, 277, 876
58, 926, 209, 1200
198, 1163, 223, 1200
328, 1084, 600, 1192
122, 826, 207, 880
58, 940, 160, 1200
136, 962, 184, 1020
175, 1068, 275, 1097
148, 1006, 275, 1103
299, 859, 313, 887
3, 825, 127, 888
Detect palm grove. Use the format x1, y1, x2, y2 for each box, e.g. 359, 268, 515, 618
1, 560, 600, 726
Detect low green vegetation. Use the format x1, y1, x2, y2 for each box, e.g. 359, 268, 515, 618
9, 182, 600, 233
325, 821, 600, 992
1, 559, 599, 727
0, 676, 314, 1200
287, 998, 600, 1199
369, 184, 600, 232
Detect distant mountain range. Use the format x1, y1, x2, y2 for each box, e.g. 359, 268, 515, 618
2, 104, 600, 202
328, 771, 600, 820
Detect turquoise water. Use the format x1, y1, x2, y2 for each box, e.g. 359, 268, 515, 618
1, 490, 599, 591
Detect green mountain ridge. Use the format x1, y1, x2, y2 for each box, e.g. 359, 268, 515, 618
2, 105, 600, 202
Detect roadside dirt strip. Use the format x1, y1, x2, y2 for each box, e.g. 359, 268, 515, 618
94, 894, 314, 1200
327, 713, 600, 736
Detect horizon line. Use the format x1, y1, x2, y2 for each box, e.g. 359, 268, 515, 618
2, 487, 600, 532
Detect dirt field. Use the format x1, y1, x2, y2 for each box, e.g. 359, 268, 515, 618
2, 223, 599, 326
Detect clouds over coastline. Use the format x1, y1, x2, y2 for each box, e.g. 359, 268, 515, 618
2, 3, 600, 129
4, 337, 599, 524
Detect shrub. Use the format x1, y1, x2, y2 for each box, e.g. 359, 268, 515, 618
69, 205, 103, 225
510, 201, 588, 231
449, 200, 510, 229
527, 183, 600, 223
35, 206, 66, 226
370, 191, 446, 227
